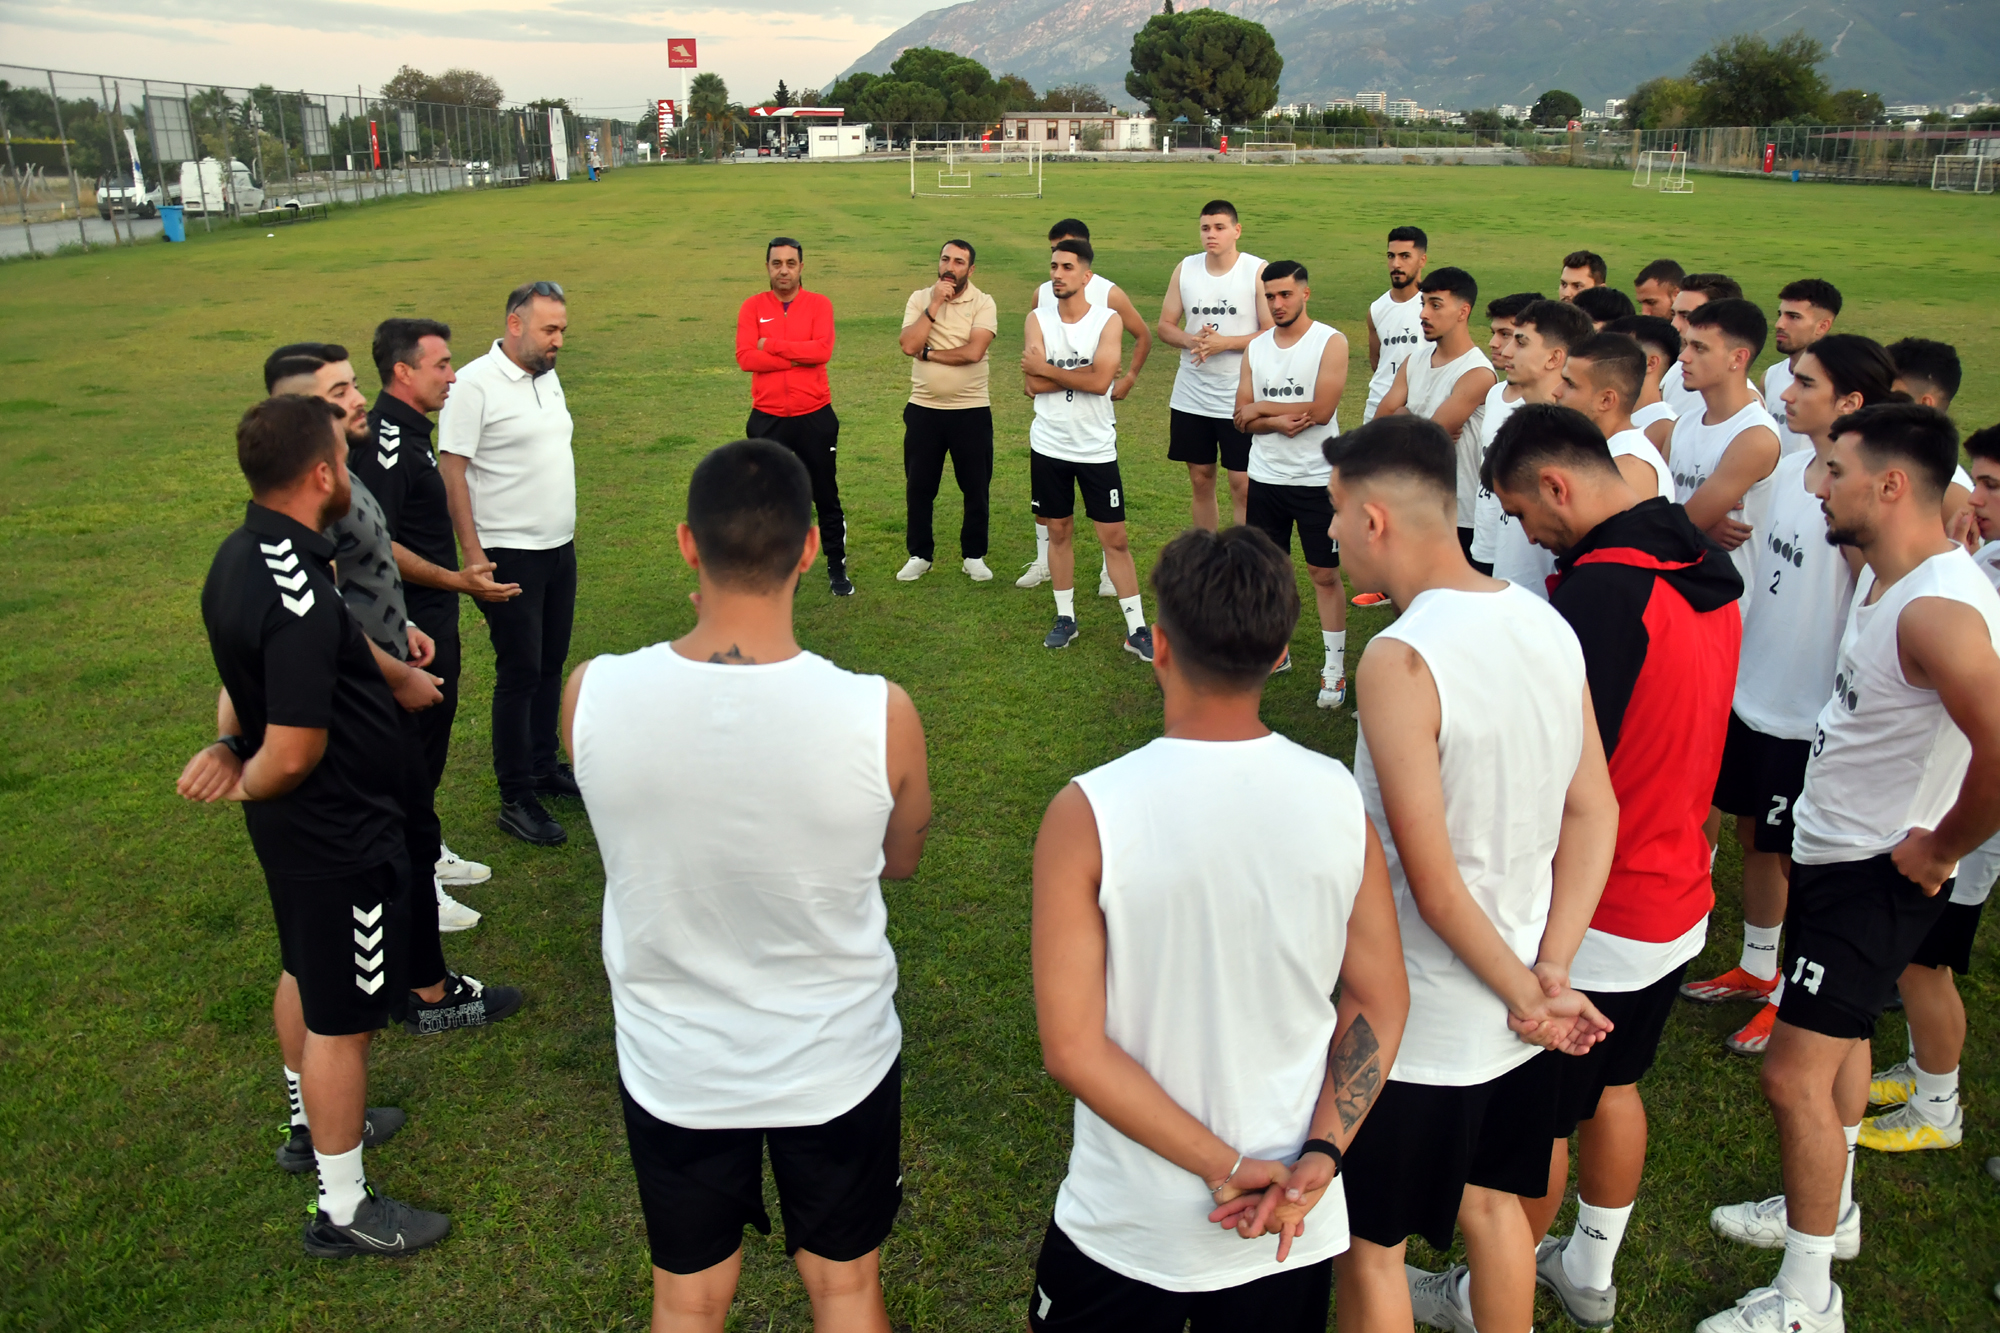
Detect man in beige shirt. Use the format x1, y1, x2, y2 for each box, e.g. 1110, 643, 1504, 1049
897, 239, 999, 582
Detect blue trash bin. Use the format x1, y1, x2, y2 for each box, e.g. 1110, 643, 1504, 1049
160, 205, 185, 242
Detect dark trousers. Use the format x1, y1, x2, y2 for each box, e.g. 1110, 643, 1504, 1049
400, 710, 448, 988
902, 403, 992, 561
414, 628, 460, 791
476, 542, 576, 804
748, 406, 845, 569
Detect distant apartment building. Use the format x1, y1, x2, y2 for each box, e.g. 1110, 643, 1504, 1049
1604, 98, 1627, 119
1355, 92, 1388, 112
1886, 103, 1932, 118
1498, 103, 1526, 121
1387, 99, 1421, 119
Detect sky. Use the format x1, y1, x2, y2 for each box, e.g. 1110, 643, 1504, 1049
0, 0, 932, 115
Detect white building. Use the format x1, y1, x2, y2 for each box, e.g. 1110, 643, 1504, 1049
999, 111, 1156, 150
1604, 98, 1627, 119
1355, 92, 1388, 112
1886, 103, 1932, 118
1387, 98, 1420, 120
1499, 103, 1526, 121
808, 124, 870, 157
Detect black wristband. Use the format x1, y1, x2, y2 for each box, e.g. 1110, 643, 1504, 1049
1298, 1138, 1342, 1176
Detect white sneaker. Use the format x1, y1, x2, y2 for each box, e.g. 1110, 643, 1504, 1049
435, 883, 481, 933
1098, 565, 1117, 597
1016, 560, 1050, 588
1695, 1282, 1844, 1332
896, 556, 932, 582
963, 557, 994, 582
1405, 1263, 1477, 1331
1318, 667, 1347, 709
435, 844, 491, 886
1710, 1195, 1861, 1260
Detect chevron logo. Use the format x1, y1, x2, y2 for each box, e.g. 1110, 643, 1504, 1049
353, 903, 383, 926
264, 552, 300, 572
270, 569, 308, 592
259, 538, 293, 556
376, 451, 399, 470
354, 949, 384, 972
353, 925, 383, 950
355, 973, 386, 995
280, 590, 316, 617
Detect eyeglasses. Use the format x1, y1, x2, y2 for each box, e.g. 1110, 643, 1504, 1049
507, 280, 565, 314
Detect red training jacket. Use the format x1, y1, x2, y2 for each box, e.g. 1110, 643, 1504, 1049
736, 289, 835, 417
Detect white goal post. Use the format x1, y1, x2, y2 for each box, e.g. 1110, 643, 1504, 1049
1633, 149, 1692, 193
1234, 138, 1298, 165
1931, 153, 1995, 194
909, 139, 1043, 198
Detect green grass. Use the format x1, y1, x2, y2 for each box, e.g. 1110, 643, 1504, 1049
3, 160, 1998, 1332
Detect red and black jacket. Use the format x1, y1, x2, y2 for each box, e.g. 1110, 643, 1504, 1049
1549, 498, 1744, 943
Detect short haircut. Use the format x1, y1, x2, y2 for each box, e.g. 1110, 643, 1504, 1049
1887, 337, 1963, 403
1047, 218, 1089, 241
1482, 403, 1619, 493
1418, 265, 1477, 307
505, 280, 565, 315
1635, 258, 1684, 288
1562, 250, 1608, 284
1606, 314, 1681, 365
1685, 297, 1767, 360
1052, 237, 1094, 266
1263, 259, 1307, 284
1148, 526, 1299, 691
1387, 225, 1428, 250
1568, 333, 1647, 411
1199, 199, 1238, 222
1802, 334, 1897, 406
1779, 278, 1843, 315
263, 342, 346, 393
1486, 291, 1545, 321
1515, 298, 1596, 352
686, 439, 815, 590
1828, 402, 1960, 500
1324, 415, 1458, 505
372, 318, 451, 386
1680, 272, 1744, 302
1573, 286, 1636, 324
238, 395, 341, 496
1964, 424, 2000, 467
942, 238, 977, 265
765, 236, 803, 260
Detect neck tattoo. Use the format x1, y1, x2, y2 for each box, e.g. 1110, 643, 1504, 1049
707, 644, 755, 664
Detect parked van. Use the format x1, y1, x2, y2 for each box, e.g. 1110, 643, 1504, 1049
97, 176, 163, 219
178, 158, 265, 215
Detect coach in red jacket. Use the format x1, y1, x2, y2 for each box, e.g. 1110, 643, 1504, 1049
736, 237, 851, 595
1484, 403, 1743, 1326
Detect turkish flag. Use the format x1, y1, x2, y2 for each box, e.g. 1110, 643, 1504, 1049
369, 120, 381, 167
668, 39, 697, 69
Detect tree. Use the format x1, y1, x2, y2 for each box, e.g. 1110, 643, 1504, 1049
1531, 89, 1583, 127
997, 74, 1040, 111
1824, 88, 1885, 124
383, 65, 433, 104
823, 72, 875, 108
1688, 31, 1829, 126
1624, 76, 1700, 129
884, 47, 1006, 123
771, 80, 794, 109
1040, 83, 1112, 112
795, 87, 822, 107
1126, 9, 1282, 125
380, 65, 504, 107
857, 80, 950, 126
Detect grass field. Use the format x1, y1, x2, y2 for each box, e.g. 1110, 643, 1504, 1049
3, 159, 1999, 1333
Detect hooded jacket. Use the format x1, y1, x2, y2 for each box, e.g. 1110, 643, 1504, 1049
1550, 497, 1744, 943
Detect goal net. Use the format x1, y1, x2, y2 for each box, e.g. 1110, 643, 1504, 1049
909, 140, 1043, 198
1931, 154, 1995, 194
1235, 138, 1298, 165
1633, 149, 1691, 192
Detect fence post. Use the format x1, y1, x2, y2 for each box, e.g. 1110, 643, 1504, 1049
275, 90, 292, 194
97, 75, 129, 244
182, 83, 213, 231
47, 70, 92, 249
1, 98, 38, 257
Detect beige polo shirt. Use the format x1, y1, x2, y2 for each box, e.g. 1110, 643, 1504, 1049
903, 281, 998, 410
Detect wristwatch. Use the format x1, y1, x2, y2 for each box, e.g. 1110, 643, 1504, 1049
218, 734, 254, 761
921, 346, 931, 361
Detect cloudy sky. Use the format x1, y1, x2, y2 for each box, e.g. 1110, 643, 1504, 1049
0, 0, 932, 114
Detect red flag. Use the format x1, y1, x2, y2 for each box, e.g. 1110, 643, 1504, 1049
369, 120, 381, 168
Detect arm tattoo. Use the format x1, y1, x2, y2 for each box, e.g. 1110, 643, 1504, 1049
707, 644, 755, 664
1329, 1015, 1383, 1134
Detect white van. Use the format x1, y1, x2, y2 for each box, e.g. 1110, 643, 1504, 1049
178, 158, 265, 215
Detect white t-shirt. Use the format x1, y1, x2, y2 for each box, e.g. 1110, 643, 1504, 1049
1469, 385, 1524, 563
1663, 362, 1758, 424
1364, 287, 1425, 422
1632, 399, 1677, 439
1762, 357, 1813, 456
1170, 252, 1263, 418
1732, 450, 1856, 741
1030, 304, 1120, 464
1608, 427, 1674, 501
1405, 343, 1495, 528
1670, 397, 1781, 602
1056, 734, 1367, 1290
1355, 584, 1587, 1086
436, 340, 577, 550
1244, 321, 1341, 486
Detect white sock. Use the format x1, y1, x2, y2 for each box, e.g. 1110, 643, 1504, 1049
1119, 595, 1145, 635
315, 1143, 368, 1227
1741, 923, 1782, 981
284, 1066, 308, 1130
1840, 1121, 1859, 1213
1035, 524, 1049, 563
1776, 1225, 1836, 1313
1563, 1199, 1633, 1292
1913, 1061, 1960, 1125
1322, 629, 1347, 672
1054, 588, 1075, 619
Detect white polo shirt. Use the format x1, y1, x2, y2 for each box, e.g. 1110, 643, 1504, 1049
437, 339, 576, 551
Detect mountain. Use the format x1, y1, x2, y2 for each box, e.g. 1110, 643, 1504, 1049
837, 0, 2000, 112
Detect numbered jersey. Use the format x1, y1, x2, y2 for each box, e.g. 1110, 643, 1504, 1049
1030, 304, 1120, 465
1170, 252, 1263, 418
1244, 321, 1340, 486
1731, 451, 1856, 741
1364, 288, 1425, 422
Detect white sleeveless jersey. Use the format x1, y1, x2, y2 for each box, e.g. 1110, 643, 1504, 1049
1030, 304, 1120, 464
1671, 398, 1781, 599
1732, 450, 1856, 741
1490, 516, 1556, 600
1469, 384, 1524, 563
1245, 321, 1341, 486
1364, 287, 1426, 422
1608, 428, 1674, 501
1355, 584, 1587, 1086
1954, 543, 2000, 906
577, 647, 899, 1129
1056, 733, 1367, 1290
1170, 253, 1263, 418
1037, 273, 1115, 312
1792, 548, 2000, 865
1405, 343, 1494, 528
1762, 358, 1813, 456
1632, 399, 1678, 440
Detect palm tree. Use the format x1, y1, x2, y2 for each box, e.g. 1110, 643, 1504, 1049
686, 73, 743, 158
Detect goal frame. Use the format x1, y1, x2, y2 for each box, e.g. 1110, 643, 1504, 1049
1931, 153, 1995, 194
1234, 139, 1299, 165
1633, 149, 1692, 193
908, 139, 1043, 199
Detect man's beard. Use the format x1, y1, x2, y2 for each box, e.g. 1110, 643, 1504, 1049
1274, 310, 1301, 329
345, 418, 372, 449
939, 270, 965, 294
322, 476, 353, 526
520, 344, 557, 375
1825, 521, 1865, 547
1389, 269, 1414, 289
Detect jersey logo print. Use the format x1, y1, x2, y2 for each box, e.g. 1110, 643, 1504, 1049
375, 450, 400, 470
259, 538, 293, 556
354, 902, 386, 991
279, 590, 316, 617
375, 421, 401, 469
1261, 376, 1306, 399
270, 568, 308, 592
1832, 662, 1860, 712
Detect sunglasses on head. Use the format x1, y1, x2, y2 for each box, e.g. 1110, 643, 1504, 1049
508, 280, 565, 313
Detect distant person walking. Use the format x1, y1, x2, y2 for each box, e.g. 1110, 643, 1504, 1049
896, 238, 998, 583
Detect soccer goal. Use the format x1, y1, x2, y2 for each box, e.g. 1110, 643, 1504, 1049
1931, 153, 1995, 194
1235, 138, 1298, 165
1633, 149, 1692, 193
909, 140, 1043, 199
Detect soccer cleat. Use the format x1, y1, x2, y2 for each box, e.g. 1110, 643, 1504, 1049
1273, 649, 1293, 674
435, 885, 480, 933
1044, 615, 1080, 650
534, 763, 581, 800
1318, 668, 1347, 710
829, 564, 856, 597
276, 1109, 408, 1174
303, 1187, 450, 1259
1680, 965, 1780, 1003
1710, 1195, 1861, 1260
434, 845, 491, 886
1858, 1100, 1962, 1152
1405, 1263, 1477, 1332
1351, 591, 1391, 608
497, 797, 565, 846
1124, 625, 1154, 663
1726, 1002, 1780, 1055
1016, 560, 1051, 588
1098, 565, 1117, 597
1534, 1234, 1616, 1329
1694, 1283, 1844, 1333
405, 971, 524, 1036
963, 557, 994, 582
1868, 1059, 1917, 1106
896, 556, 932, 582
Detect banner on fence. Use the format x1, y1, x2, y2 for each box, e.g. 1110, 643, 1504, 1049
369, 120, 381, 168
1763, 142, 1776, 173
549, 108, 570, 181
145, 96, 194, 163
669, 40, 697, 69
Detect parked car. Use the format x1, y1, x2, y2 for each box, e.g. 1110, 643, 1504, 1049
178, 158, 265, 215
97, 176, 163, 219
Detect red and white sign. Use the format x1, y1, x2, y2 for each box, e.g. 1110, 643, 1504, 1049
1219, 133, 1229, 154
1763, 142, 1777, 173
656, 99, 677, 142
668, 39, 697, 69
368, 120, 381, 167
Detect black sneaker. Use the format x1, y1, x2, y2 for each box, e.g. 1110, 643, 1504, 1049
276, 1108, 409, 1174
1124, 625, 1155, 663
302, 1187, 450, 1258
498, 796, 565, 846
1044, 615, 1080, 649
534, 762, 581, 800
405, 971, 524, 1036
830, 563, 856, 597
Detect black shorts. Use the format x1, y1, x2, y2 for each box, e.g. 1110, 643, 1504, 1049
621, 1059, 903, 1275
1168, 409, 1252, 473
1027, 1218, 1331, 1333
263, 854, 413, 1037
1909, 899, 1985, 975
1031, 452, 1126, 524
1712, 712, 1812, 854
1341, 1053, 1558, 1252
1246, 479, 1337, 568
1780, 855, 1955, 1040
1550, 964, 1687, 1138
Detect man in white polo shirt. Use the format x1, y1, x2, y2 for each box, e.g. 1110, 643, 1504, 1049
440, 280, 578, 848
